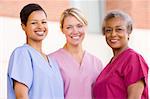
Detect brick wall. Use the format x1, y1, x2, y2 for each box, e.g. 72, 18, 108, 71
1, 0, 149, 29
0, 0, 70, 21
106, 0, 150, 29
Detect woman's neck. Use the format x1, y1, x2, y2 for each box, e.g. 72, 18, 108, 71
63, 43, 83, 54
112, 46, 129, 61
27, 41, 49, 62
63, 43, 84, 64
27, 41, 43, 54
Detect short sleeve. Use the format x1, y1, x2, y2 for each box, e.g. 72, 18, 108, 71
8, 47, 33, 89
124, 54, 148, 87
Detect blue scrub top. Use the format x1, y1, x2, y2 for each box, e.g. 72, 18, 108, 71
7, 44, 64, 99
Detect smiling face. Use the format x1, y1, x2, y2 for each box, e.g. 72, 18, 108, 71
62, 15, 86, 46
104, 17, 130, 50
22, 10, 48, 44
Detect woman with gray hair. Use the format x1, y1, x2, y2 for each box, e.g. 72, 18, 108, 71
93, 10, 149, 99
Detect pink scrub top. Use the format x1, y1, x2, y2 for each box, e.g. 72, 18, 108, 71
49, 48, 103, 99
93, 48, 149, 99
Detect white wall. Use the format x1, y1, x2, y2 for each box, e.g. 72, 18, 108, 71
70, 0, 105, 34
0, 17, 150, 99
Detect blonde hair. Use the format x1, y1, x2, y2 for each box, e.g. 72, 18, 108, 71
60, 8, 88, 31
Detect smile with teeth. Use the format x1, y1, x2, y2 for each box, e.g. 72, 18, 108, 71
110, 39, 118, 43
35, 31, 45, 36
70, 34, 80, 40
71, 36, 80, 40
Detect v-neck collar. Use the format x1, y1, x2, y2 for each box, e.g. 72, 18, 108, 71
98, 49, 131, 82
60, 48, 86, 69
109, 48, 131, 65
24, 44, 51, 68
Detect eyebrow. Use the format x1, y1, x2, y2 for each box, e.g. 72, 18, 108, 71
105, 25, 126, 28
115, 26, 126, 28
28, 19, 47, 21
64, 25, 73, 27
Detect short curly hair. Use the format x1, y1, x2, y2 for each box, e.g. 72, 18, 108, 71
102, 10, 133, 35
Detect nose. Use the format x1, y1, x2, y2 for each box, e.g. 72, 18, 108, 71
37, 22, 43, 28
111, 29, 117, 36
72, 26, 78, 34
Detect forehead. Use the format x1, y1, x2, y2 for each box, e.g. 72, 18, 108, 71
105, 17, 127, 27
28, 11, 47, 21
63, 15, 82, 25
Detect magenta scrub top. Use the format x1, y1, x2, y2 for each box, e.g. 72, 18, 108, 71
49, 48, 103, 99
93, 48, 149, 99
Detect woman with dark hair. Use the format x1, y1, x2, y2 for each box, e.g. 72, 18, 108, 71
93, 10, 149, 99
7, 3, 64, 99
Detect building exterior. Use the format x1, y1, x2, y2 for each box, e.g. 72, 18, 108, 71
0, 0, 149, 29
0, 1, 150, 99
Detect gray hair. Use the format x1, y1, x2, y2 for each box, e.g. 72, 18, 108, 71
102, 10, 133, 35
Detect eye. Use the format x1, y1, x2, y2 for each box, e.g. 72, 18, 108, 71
66, 26, 73, 29
116, 28, 124, 32
42, 21, 47, 24
31, 22, 37, 24
105, 28, 112, 33
77, 24, 83, 28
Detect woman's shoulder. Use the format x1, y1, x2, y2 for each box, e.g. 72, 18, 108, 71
124, 48, 148, 65
84, 51, 103, 64
125, 48, 142, 58
85, 51, 101, 59
48, 48, 66, 59
10, 44, 32, 57
15, 43, 31, 50
49, 48, 62, 55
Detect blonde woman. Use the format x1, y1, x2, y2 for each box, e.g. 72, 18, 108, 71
49, 8, 103, 99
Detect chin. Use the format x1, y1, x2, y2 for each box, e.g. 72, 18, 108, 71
35, 38, 45, 41
109, 45, 120, 49
73, 43, 80, 46
71, 42, 81, 46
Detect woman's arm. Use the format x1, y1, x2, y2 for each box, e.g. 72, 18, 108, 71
127, 80, 144, 99
14, 80, 29, 99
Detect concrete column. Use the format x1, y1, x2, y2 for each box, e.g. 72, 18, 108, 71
70, 0, 105, 34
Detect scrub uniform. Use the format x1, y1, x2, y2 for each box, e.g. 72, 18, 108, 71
93, 48, 149, 99
49, 48, 103, 99
7, 44, 64, 99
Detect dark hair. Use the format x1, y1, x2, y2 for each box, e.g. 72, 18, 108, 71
20, 3, 47, 25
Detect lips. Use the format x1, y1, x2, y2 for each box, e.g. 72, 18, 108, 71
110, 39, 118, 43
70, 33, 81, 40
71, 36, 80, 40
35, 31, 45, 36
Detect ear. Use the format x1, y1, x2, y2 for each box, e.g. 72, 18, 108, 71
61, 28, 65, 34
127, 33, 130, 40
21, 23, 26, 31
